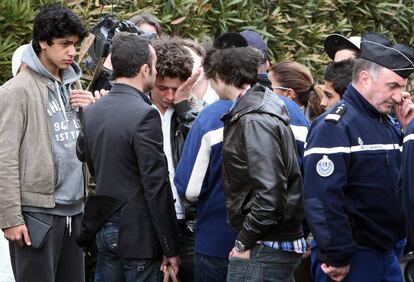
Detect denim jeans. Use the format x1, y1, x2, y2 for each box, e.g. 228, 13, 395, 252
195, 253, 229, 282
227, 245, 302, 282
94, 221, 161, 282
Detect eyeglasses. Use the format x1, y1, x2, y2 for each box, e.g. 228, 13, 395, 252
271, 86, 291, 91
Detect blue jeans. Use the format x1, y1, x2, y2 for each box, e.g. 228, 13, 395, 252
195, 253, 229, 282
310, 240, 403, 282
227, 245, 302, 282
94, 221, 161, 282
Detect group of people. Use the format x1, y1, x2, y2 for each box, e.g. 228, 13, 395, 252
1, 4, 414, 282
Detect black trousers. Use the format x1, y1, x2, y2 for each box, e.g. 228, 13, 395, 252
177, 220, 195, 282
9, 213, 84, 282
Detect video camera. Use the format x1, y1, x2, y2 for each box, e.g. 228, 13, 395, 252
84, 15, 156, 91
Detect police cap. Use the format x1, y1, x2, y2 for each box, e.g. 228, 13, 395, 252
360, 32, 414, 79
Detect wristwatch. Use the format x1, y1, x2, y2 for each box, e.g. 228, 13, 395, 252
234, 240, 246, 252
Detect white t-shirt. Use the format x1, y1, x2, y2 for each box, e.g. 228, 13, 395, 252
153, 106, 185, 219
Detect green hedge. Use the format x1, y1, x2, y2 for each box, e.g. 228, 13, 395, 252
0, 0, 413, 83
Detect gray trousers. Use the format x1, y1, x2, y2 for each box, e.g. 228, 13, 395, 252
9, 213, 84, 282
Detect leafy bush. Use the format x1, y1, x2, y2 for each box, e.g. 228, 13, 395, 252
1, 0, 413, 83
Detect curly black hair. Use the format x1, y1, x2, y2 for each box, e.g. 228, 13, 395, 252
152, 37, 193, 81
203, 46, 262, 88
32, 4, 87, 54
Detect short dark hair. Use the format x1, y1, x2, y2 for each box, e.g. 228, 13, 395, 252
129, 13, 161, 36
111, 32, 152, 79
324, 59, 354, 97
203, 47, 262, 88
32, 5, 87, 54
152, 37, 193, 81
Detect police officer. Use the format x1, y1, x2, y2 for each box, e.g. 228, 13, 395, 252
303, 32, 414, 282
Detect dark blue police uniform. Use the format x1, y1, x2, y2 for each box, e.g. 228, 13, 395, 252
304, 85, 405, 281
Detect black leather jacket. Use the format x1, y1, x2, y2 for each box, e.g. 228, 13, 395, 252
169, 99, 199, 224
221, 84, 304, 250
170, 99, 198, 168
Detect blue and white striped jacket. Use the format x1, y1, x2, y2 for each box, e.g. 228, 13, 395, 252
174, 100, 237, 258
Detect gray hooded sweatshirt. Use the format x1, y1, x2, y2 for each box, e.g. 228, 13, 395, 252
21, 44, 84, 216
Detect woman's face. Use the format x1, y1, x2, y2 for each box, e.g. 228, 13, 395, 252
269, 71, 295, 100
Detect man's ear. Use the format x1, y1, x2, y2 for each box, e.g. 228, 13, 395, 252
359, 70, 371, 89
140, 63, 149, 77
39, 41, 48, 50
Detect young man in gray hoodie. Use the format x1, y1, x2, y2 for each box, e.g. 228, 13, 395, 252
0, 5, 94, 282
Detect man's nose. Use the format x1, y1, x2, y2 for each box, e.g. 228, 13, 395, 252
68, 45, 76, 57
320, 96, 328, 108
392, 89, 402, 104
167, 89, 176, 100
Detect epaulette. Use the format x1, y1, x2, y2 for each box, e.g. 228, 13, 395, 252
325, 103, 347, 123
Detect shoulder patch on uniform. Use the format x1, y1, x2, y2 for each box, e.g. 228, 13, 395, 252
325, 103, 347, 123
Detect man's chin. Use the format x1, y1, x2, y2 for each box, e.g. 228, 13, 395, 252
379, 105, 393, 115
59, 64, 71, 70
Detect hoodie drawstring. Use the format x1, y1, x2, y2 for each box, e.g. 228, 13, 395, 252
55, 81, 69, 122
66, 216, 72, 236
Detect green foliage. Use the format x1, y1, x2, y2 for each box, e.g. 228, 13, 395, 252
0, 0, 414, 83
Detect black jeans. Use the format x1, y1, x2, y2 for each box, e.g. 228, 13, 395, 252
177, 220, 195, 282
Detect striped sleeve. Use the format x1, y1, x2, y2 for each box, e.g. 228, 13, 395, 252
174, 120, 223, 202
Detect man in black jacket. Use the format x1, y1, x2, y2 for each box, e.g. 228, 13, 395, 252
203, 43, 304, 281
77, 32, 179, 281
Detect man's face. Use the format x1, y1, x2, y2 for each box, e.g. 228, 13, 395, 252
143, 46, 157, 92
138, 23, 158, 37
152, 76, 184, 111
209, 77, 227, 99
334, 49, 357, 62
364, 67, 406, 114
40, 35, 79, 71
321, 81, 341, 110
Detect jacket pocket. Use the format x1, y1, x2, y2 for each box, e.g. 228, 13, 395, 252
53, 155, 84, 204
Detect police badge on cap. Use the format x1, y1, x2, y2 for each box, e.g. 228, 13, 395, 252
359, 32, 414, 79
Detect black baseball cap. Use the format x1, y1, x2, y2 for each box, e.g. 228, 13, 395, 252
324, 34, 361, 60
